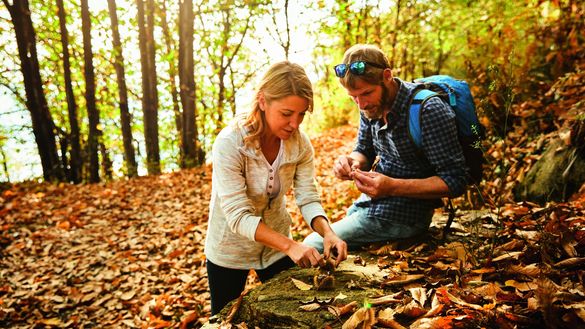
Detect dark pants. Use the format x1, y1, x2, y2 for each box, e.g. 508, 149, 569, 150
206, 257, 295, 315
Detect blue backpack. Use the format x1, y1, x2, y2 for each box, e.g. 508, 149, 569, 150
408, 75, 485, 185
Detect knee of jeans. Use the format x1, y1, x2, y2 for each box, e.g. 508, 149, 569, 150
302, 232, 324, 251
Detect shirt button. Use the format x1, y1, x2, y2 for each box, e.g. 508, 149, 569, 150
269, 169, 273, 172
269, 177, 273, 180
269, 185, 272, 188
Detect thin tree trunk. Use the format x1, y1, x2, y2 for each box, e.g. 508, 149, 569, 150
160, 0, 183, 152
137, 0, 161, 175
179, 0, 200, 167
57, 0, 82, 183
100, 142, 113, 180
3, 0, 65, 181
389, 0, 402, 69
81, 0, 100, 183
0, 144, 10, 183
107, 0, 138, 177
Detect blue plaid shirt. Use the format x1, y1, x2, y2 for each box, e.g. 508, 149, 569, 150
353, 78, 468, 227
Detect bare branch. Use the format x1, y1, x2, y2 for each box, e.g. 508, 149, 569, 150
0, 81, 26, 105
224, 14, 250, 70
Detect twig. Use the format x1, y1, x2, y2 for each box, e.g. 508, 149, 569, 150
221, 288, 249, 326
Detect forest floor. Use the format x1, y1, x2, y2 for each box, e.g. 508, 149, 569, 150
1, 125, 584, 328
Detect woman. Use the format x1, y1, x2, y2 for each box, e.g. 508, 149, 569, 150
205, 61, 348, 315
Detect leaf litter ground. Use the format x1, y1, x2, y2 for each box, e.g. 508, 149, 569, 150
1, 125, 584, 328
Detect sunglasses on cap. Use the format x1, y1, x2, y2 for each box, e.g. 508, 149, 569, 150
334, 61, 386, 78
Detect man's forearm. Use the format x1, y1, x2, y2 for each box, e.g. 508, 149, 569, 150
386, 175, 450, 199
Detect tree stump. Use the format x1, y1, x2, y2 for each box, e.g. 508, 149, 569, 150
203, 252, 390, 329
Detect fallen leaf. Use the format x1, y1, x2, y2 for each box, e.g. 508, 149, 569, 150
291, 278, 312, 291
299, 303, 321, 312
342, 306, 376, 329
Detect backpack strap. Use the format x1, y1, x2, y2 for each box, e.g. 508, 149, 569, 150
408, 89, 438, 148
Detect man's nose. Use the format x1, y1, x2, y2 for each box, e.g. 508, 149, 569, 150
356, 97, 367, 109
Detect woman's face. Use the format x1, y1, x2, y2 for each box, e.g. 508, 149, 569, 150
261, 95, 308, 140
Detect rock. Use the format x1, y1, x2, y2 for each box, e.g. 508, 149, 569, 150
515, 138, 585, 203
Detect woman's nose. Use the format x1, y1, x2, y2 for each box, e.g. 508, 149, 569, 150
289, 115, 302, 129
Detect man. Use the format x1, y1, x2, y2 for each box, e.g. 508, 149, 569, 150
304, 44, 468, 251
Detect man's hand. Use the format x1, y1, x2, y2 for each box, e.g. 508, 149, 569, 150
322, 231, 348, 267
333, 155, 361, 180
286, 241, 326, 268
350, 169, 394, 199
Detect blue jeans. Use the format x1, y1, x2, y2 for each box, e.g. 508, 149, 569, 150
303, 204, 429, 252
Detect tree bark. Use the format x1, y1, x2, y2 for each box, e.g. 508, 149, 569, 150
57, 0, 82, 183
107, 0, 138, 177
137, 0, 161, 175
179, 0, 201, 167
3, 0, 65, 182
81, 0, 101, 183
0, 144, 10, 183
159, 0, 183, 155
100, 142, 113, 180
389, 0, 402, 69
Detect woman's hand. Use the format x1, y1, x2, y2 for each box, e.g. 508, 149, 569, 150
322, 231, 348, 267
286, 241, 326, 268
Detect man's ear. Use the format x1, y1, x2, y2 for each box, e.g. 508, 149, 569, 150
382, 68, 393, 83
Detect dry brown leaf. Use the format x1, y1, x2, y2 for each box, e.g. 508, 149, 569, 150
472, 282, 503, 299
120, 290, 136, 301
395, 299, 427, 318
180, 311, 199, 329
423, 293, 444, 318
327, 301, 358, 317
554, 257, 585, 269
492, 251, 522, 262
505, 279, 537, 292
299, 303, 321, 312
377, 307, 406, 329
342, 306, 376, 329
382, 274, 424, 287
37, 318, 63, 326
369, 292, 403, 306
409, 287, 427, 307
444, 290, 491, 311
291, 278, 312, 291
369, 243, 398, 255
507, 263, 540, 277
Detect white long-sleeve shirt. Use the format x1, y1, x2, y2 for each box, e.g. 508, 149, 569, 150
204, 120, 327, 269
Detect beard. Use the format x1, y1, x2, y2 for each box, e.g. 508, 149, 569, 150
360, 85, 391, 120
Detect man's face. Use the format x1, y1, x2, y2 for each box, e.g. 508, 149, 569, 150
345, 79, 389, 120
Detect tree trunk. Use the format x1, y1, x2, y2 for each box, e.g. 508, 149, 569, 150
3, 0, 65, 182
81, 0, 101, 183
137, 0, 161, 175
389, 0, 402, 69
57, 0, 82, 183
108, 0, 138, 177
100, 142, 113, 180
179, 0, 201, 167
0, 144, 10, 183
160, 0, 183, 155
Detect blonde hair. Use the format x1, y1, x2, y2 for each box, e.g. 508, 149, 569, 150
242, 61, 313, 146
339, 44, 390, 89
